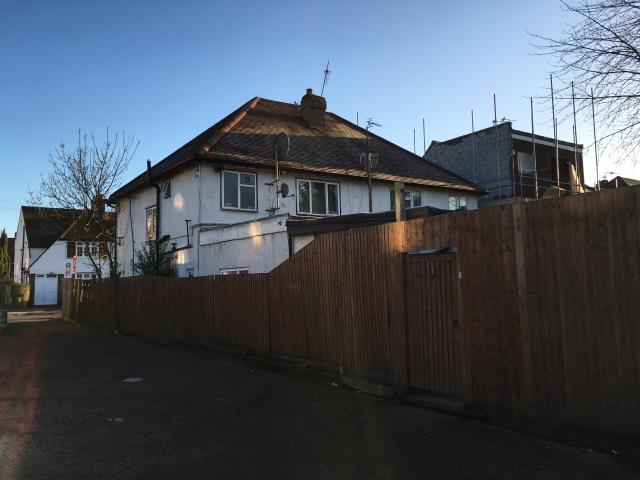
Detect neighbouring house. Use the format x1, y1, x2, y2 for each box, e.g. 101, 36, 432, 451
110, 89, 484, 278
599, 175, 640, 190
424, 122, 585, 206
13, 206, 114, 306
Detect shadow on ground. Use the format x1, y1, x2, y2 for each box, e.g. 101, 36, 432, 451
0, 316, 638, 479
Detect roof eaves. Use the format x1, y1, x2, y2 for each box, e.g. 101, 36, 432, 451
203, 151, 485, 194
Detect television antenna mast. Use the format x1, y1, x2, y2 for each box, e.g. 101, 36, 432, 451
361, 117, 382, 213
266, 132, 291, 214
321, 61, 331, 96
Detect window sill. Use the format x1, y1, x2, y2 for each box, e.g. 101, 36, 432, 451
221, 207, 258, 213
296, 212, 340, 218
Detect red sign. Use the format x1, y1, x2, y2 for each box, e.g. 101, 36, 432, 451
72, 256, 78, 275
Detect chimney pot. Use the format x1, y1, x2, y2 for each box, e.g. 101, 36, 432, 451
306, 88, 313, 94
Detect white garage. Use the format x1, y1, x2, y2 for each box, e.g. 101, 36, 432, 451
34, 275, 58, 306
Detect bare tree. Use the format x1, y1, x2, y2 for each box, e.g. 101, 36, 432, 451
532, 0, 640, 163
29, 129, 139, 277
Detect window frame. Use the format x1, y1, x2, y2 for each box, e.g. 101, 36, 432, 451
389, 189, 423, 210
146, 205, 157, 242
221, 169, 258, 212
296, 178, 341, 216
76, 273, 96, 280
75, 241, 100, 258
219, 267, 249, 276
448, 195, 467, 211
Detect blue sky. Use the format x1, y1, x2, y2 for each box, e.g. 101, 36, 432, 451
1, 0, 637, 234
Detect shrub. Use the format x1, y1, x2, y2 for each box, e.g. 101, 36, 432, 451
11, 283, 30, 308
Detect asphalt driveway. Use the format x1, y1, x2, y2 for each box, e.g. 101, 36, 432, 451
1, 312, 638, 479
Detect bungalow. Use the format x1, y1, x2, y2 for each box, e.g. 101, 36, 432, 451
109, 89, 484, 277
13, 206, 113, 305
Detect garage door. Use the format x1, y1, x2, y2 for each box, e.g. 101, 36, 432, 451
34, 275, 58, 306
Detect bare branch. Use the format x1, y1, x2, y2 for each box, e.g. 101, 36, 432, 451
532, 0, 640, 165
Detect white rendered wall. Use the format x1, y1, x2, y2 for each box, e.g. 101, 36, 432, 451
28, 240, 110, 278
199, 217, 290, 276
116, 166, 200, 277
117, 162, 480, 277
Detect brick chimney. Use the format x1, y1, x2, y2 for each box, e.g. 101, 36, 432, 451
300, 88, 327, 126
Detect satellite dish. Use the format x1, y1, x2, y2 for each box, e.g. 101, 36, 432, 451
280, 183, 290, 198
274, 132, 290, 160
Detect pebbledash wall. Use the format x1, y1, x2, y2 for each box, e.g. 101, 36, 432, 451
116, 163, 479, 277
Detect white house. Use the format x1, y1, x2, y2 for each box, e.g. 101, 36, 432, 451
109, 89, 484, 277
13, 206, 113, 305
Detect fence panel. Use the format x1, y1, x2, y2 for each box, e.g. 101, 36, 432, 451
61, 185, 640, 437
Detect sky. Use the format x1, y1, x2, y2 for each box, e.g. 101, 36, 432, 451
1, 0, 638, 235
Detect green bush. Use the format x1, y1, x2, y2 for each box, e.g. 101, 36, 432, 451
11, 283, 30, 308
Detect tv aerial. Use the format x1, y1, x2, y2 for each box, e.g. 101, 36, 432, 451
266, 132, 293, 214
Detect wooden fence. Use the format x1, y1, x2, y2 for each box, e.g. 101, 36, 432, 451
62, 185, 640, 437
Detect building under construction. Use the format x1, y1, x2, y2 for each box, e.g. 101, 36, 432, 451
424, 122, 584, 205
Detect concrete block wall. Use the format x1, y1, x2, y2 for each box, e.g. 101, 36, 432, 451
425, 123, 514, 202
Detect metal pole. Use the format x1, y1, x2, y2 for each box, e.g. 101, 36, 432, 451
494, 94, 500, 197
555, 117, 560, 196
551, 74, 560, 197
591, 88, 600, 191
367, 154, 373, 212
471, 110, 477, 184
530, 97, 539, 199
356, 112, 359, 127
571, 81, 579, 188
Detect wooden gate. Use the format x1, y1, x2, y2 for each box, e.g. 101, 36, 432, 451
405, 252, 463, 397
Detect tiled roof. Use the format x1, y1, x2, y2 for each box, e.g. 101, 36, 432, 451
59, 211, 115, 242
21, 206, 81, 248
110, 97, 482, 201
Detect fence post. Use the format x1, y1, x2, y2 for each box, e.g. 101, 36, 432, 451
389, 222, 409, 396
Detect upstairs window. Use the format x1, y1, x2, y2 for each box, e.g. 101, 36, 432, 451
389, 190, 422, 210
297, 179, 339, 215
146, 206, 157, 242
449, 196, 467, 211
74, 242, 100, 257
223, 171, 257, 211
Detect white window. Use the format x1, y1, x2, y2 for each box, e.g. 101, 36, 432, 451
517, 151, 535, 173
146, 206, 157, 242
223, 171, 257, 210
297, 179, 340, 215
76, 242, 99, 257
220, 268, 249, 276
76, 273, 95, 280
449, 196, 467, 211
389, 190, 422, 210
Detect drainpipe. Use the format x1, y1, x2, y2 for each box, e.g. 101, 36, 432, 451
147, 160, 161, 276
106, 200, 118, 278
